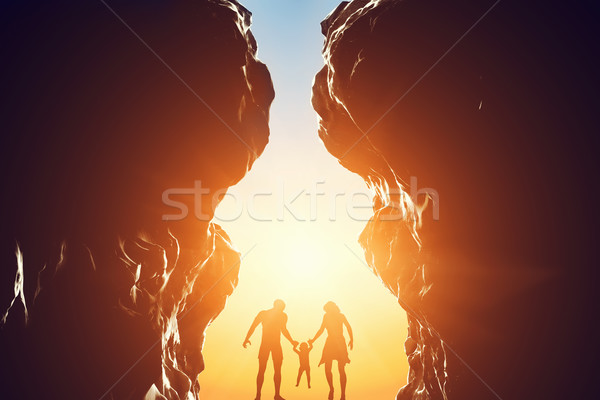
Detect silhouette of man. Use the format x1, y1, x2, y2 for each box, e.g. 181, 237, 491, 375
243, 299, 298, 400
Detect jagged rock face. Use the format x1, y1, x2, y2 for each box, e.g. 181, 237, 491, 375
0, 1, 273, 399
314, 1, 598, 399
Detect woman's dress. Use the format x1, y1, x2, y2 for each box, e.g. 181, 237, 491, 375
319, 312, 350, 366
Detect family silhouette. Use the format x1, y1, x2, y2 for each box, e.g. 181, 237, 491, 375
243, 300, 353, 400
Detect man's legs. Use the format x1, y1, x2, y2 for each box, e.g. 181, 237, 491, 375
338, 362, 347, 400
273, 355, 284, 400
325, 361, 334, 400
256, 357, 268, 400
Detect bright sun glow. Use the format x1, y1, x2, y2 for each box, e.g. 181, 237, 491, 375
198, 1, 409, 399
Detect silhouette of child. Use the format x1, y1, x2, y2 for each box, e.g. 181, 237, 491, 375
294, 341, 313, 388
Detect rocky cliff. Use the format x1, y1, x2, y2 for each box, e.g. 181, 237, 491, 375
313, 1, 599, 399
0, 1, 273, 399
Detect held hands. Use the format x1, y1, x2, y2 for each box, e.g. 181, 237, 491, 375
292, 340, 299, 347
243, 339, 251, 348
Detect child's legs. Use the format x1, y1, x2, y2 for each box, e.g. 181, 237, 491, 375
296, 367, 304, 385
306, 367, 311, 388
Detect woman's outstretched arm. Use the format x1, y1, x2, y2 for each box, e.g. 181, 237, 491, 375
309, 317, 326, 344
343, 315, 354, 349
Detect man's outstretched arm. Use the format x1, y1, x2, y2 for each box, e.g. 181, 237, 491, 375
281, 314, 298, 347
243, 313, 262, 348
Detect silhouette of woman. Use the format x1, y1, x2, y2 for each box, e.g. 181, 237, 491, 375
309, 301, 353, 400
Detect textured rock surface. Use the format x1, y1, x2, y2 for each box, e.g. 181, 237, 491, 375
0, 1, 273, 399
314, 1, 599, 399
